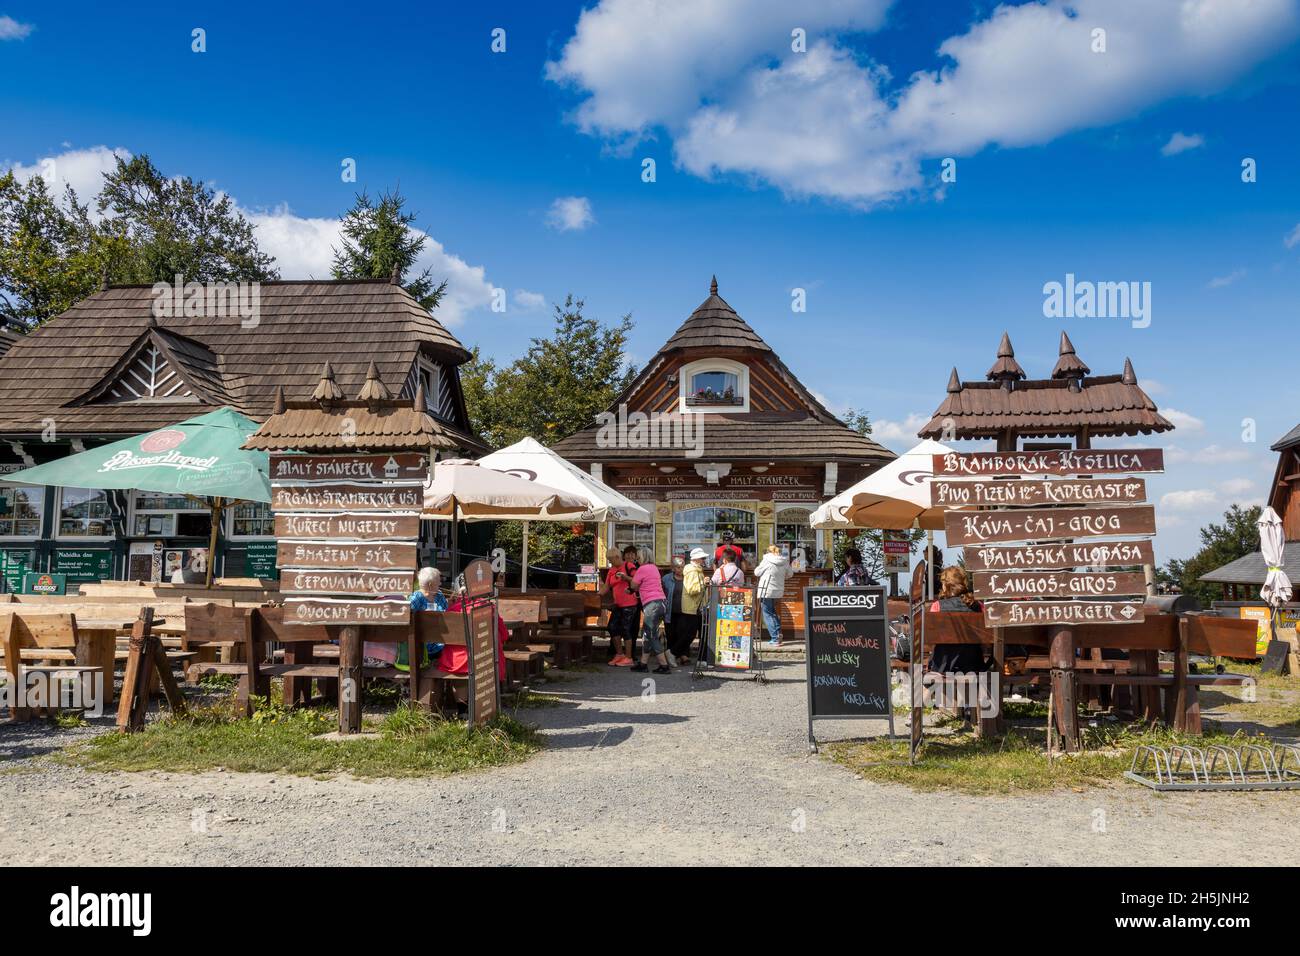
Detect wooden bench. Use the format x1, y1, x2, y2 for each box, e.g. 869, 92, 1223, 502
498, 597, 549, 678
918, 610, 1258, 734
1, 611, 107, 720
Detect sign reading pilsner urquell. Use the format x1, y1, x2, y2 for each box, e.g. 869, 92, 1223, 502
931, 449, 1159, 628
272, 453, 423, 626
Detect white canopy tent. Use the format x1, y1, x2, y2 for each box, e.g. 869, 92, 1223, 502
810, 438, 954, 532
475, 437, 652, 590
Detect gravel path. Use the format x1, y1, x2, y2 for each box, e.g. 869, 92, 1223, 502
2, 660, 1298, 866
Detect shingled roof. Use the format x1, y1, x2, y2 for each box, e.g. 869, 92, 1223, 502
243, 369, 479, 453
919, 333, 1173, 440
0, 279, 474, 437
554, 276, 893, 466
0, 328, 18, 361
661, 276, 772, 353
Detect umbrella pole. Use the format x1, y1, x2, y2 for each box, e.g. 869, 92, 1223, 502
521, 520, 529, 593
205, 497, 222, 588
451, 502, 459, 582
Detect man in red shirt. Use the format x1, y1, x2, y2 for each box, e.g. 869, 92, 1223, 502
714, 531, 742, 568
601, 546, 640, 666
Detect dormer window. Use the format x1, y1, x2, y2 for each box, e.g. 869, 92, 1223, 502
679, 358, 749, 413
417, 357, 442, 416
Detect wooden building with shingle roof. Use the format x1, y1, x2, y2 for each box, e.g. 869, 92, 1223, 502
917, 331, 1173, 447
0, 278, 482, 589
553, 276, 894, 571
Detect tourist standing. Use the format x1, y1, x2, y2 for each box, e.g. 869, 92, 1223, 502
711, 547, 746, 587
672, 548, 709, 665
627, 558, 672, 674
753, 545, 791, 647
601, 545, 640, 666
838, 546, 878, 587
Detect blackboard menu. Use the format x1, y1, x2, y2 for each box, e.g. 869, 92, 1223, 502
242, 541, 277, 579
51, 548, 113, 584
804, 585, 893, 747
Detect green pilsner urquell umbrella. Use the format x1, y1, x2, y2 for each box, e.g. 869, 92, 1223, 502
4, 407, 271, 586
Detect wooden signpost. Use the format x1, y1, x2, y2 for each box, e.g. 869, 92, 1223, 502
932, 448, 1164, 477
964, 539, 1154, 572
275, 540, 417, 571
282, 597, 413, 626
930, 447, 1163, 753
274, 512, 420, 540
971, 570, 1147, 600
271, 483, 422, 512
931, 478, 1146, 508
270, 452, 427, 483
944, 505, 1156, 546
460, 559, 499, 728
280, 569, 417, 597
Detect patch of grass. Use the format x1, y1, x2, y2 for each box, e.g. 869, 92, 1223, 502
826, 724, 1263, 796
510, 689, 566, 709
52, 711, 87, 729
1002, 699, 1049, 719
198, 673, 237, 692
58, 704, 541, 779
1224, 662, 1296, 692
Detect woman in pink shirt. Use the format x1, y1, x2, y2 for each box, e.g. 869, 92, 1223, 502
627, 561, 671, 674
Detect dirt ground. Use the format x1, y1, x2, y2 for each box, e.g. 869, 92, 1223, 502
1, 659, 1298, 866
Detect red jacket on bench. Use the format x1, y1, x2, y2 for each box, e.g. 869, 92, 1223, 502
442, 597, 507, 680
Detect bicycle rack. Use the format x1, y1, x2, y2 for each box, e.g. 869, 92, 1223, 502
1126, 743, 1300, 790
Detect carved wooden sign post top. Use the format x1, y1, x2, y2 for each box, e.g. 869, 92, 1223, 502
271, 452, 427, 483
931, 478, 1146, 508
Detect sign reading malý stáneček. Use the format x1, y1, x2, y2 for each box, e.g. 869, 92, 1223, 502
270, 453, 426, 483
932, 448, 1163, 477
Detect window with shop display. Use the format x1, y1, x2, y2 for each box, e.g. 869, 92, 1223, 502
57, 487, 112, 537
0, 483, 44, 537
672, 506, 756, 565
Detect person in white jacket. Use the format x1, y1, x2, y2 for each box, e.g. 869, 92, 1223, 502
753, 546, 792, 646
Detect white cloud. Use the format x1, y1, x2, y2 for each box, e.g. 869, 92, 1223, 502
1217, 477, 1257, 497
1285, 223, 1300, 249
1161, 406, 1205, 432
1161, 488, 1217, 511
1160, 131, 1205, 156
5, 145, 131, 209
1165, 443, 1252, 465
1207, 268, 1246, 288
7, 146, 497, 325
512, 289, 546, 311
550, 0, 1300, 206
1139, 378, 1165, 395
0, 15, 33, 40
545, 196, 595, 232
872, 413, 930, 449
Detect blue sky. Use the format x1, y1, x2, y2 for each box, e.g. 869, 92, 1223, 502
3, 0, 1299, 561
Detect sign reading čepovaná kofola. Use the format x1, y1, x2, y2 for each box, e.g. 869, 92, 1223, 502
803, 585, 893, 749
271, 452, 423, 626
932, 449, 1161, 628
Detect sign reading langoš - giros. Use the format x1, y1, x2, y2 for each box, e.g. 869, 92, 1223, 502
932, 449, 1162, 628
271, 453, 424, 626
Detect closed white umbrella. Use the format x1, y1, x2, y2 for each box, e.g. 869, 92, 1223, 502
1259, 505, 1292, 606
476, 437, 651, 590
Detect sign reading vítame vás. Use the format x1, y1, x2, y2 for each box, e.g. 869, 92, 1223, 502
803, 585, 893, 750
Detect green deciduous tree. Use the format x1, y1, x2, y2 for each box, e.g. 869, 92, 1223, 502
331, 190, 446, 310
96, 154, 278, 284
463, 295, 636, 448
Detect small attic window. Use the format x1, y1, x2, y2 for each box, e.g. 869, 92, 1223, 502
679, 358, 749, 413
688, 370, 740, 405
417, 358, 441, 415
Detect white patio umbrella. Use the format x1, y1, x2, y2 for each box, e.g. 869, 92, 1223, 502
810, 439, 954, 531
1259, 505, 1292, 608
476, 437, 651, 590
421, 459, 589, 578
